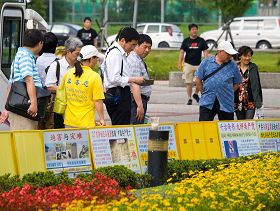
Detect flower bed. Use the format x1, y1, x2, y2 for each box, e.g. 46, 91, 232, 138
0, 153, 279, 210
64, 153, 280, 210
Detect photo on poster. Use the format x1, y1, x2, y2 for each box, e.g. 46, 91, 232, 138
224, 140, 239, 158
77, 143, 89, 158
109, 138, 131, 163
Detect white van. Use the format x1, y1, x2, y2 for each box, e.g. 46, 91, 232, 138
0, 0, 48, 130
200, 16, 280, 49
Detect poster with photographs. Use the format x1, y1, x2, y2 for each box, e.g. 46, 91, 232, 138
43, 130, 92, 177
89, 127, 141, 173
257, 121, 280, 153
134, 124, 179, 173
218, 121, 260, 158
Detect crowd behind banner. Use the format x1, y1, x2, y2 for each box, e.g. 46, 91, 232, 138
0, 19, 263, 131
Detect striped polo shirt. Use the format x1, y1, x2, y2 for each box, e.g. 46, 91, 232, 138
9, 47, 42, 87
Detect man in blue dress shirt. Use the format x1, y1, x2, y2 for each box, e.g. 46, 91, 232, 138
194, 41, 242, 121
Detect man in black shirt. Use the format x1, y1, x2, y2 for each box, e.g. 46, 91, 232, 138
178, 23, 209, 105
77, 17, 98, 47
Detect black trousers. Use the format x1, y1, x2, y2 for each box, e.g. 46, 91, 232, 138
235, 109, 255, 120
130, 94, 149, 124
199, 98, 234, 121
54, 113, 65, 129
105, 86, 131, 125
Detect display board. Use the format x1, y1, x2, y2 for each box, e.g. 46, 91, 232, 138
218, 121, 260, 158
134, 124, 179, 173
257, 121, 280, 153
43, 130, 92, 177
89, 127, 141, 173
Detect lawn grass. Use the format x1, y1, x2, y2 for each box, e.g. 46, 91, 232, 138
145, 50, 280, 80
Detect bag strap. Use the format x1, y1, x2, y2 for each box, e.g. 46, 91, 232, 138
44, 58, 60, 86
203, 61, 230, 81
102, 46, 123, 82
55, 60, 60, 86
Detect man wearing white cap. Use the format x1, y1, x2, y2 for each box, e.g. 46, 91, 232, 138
194, 41, 242, 121
60, 45, 106, 128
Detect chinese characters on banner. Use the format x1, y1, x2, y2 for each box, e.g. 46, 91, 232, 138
218, 121, 260, 158
134, 124, 179, 173
89, 127, 141, 174
43, 130, 92, 177
257, 121, 280, 152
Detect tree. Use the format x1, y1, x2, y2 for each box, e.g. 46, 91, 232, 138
27, 0, 47, 19
197, 0, 254, 23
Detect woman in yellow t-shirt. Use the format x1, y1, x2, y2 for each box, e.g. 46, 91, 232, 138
61, 45, 106, 128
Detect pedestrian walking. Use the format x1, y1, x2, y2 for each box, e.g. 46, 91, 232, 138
77, 17, 98, 47
234, 46, 263, 120
178, 23, 209, 105
194, 41, 241, 121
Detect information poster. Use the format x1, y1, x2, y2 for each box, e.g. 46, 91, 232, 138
134, 124, 179, 174
257, 121, 280, 153
89, 127, 141, 173
44, 130, 92, 177
218, 121, 260, 158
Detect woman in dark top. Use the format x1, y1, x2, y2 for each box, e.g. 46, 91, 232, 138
234, 46, 263, 119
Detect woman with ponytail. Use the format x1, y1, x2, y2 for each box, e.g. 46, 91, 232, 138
61, 45, 106, 127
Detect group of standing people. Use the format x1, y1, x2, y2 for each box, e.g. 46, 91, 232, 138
179, 23, 263, 122
0, 20, 263, 130
0, 20, 153, 130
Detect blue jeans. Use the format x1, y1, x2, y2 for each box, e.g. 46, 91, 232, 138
130, 94, 149, 124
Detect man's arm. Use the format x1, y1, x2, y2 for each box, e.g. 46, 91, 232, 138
93, 38, 97, 47
233, 84, 240, 91
25, 76, 38, 118
194, 76, 203, 92
131, 83, 144, 121
95, 100, 106, 126
203, 50, 209, 58
178, 49, 184, 70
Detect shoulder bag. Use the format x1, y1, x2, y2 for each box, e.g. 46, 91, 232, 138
5, 63, 51, 121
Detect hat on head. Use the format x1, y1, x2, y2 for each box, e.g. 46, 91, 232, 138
217, 41, 238, 55
78, 45, 104, 61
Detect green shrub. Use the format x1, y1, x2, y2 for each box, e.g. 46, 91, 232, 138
93, 165, 152, 189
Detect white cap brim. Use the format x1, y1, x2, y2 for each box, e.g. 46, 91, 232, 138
224, 49, 238, 55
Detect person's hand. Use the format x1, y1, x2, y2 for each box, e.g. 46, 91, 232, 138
27, 102, 38, 118
178, 63, 182, 71
0, 109, 9, 124
136, 105, 144, 121
133, 77, 145, 85
98, 119, 106, 126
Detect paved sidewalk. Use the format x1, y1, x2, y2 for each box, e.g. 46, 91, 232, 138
146, 80, 280, 123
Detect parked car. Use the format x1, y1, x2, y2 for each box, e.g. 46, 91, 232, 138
200, 16, 280, 49
49, 23, 82, 46
106, 23, 184, 49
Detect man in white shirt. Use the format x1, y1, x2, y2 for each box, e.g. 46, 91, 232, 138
45, 37, 83, 128
101, 27, 145, 125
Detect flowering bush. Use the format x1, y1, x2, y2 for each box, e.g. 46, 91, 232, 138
64, 153, 280, 210
0, 173, 127, 211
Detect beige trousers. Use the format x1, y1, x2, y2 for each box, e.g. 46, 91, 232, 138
9, 112, 38, 130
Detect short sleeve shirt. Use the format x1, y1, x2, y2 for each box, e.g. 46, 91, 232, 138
9, 47, 42, 87
180, 37, 208, 66
195, 56, 242, 112
63, 66, 105, 128
77, 28, 98, 46
127, 51, 152, 97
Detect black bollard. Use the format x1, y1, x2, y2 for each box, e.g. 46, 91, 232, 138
148, 130, 169, 187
